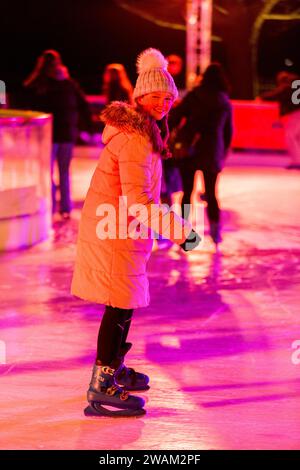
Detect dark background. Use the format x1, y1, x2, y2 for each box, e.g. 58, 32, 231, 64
2, 0, 187, 95
2, 0, 300, 100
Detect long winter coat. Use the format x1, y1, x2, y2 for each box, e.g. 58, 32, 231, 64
169, 85, 233, 173
71, 102, 192, 309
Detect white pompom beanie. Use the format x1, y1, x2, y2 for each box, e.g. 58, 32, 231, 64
133, 48, 178, 101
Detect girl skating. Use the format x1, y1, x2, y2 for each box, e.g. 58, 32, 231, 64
71, 48, 200, 417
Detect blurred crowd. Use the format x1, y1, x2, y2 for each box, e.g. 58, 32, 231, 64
2, 49, 299, 242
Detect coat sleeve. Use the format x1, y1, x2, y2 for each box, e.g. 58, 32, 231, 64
118, 134, 192, 244
260, 86, 286, 102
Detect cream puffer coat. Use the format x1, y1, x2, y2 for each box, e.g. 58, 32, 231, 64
71, 102, 192, 309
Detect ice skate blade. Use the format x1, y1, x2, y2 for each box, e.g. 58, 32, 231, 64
121, 384, 150, 392
84, 404, 146, 418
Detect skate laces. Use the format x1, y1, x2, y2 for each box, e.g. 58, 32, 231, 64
105, 384, 129, 401
102, 366, 115, 376
99, 366, 130, 401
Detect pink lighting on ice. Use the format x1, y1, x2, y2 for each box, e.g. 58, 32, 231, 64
0, 149, 299, 449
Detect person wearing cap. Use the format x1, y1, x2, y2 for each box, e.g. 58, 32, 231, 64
71, 48, 201, 417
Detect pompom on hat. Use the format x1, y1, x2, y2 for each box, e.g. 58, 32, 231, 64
133, 48, 178, 100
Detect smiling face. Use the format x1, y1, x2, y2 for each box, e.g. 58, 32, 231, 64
137, 92, 174, 120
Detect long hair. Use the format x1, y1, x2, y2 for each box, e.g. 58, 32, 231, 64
201, 62, 229, 93
24, 49, 62, 94
102, 63, 133, 104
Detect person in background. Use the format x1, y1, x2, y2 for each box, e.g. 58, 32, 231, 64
169, 63, 233, 245
260, 70, 300, 170
101, 63, 133, 105
167, 54, 186, 100
159, 54, 186, 219
23, 49, 93, 219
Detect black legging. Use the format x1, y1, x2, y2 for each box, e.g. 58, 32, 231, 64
96, 306, 133, 366
179, 163, 220, 223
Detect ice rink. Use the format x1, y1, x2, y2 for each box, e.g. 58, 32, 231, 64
0, 150, 300, 450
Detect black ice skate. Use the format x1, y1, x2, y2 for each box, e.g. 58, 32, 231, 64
84, 364, 146, 417
114, 343, 150, 391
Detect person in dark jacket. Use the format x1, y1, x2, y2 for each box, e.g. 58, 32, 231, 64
260, 70, 300, 169
23, 49, 92, 218
169, 63, 233, 244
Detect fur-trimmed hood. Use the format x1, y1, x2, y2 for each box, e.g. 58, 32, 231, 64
101, 101, 165, 154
